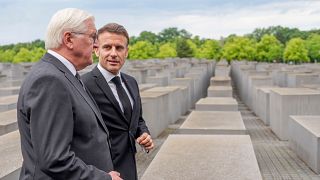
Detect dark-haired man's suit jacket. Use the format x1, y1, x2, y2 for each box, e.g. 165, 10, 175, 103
82, 66, 150, 180
17, 53, 114, 180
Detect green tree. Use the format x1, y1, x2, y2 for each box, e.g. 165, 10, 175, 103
0, 49, 15, 62
256, 34, 283, 62
305, 34, 320, 62
222, 36, 256, 62
158, 27, 192, 42
30, 47, 46, 62
195, 39, 221, 59
283, 38, 309, 63
13, 48, 33, 63
249, 26, 308, 44
135, 31, 159, 44
176, 38, 194, 58
128, 41, 157, 60
156, 42, 177, 59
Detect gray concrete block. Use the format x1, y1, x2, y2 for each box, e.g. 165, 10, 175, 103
289, 116, 320, 174
146, 76, 169, 86
0, 95, 18, 112
141, 134, 262, 180
269, 88, 320, 140
126, 68, 148, 84
141, 91, 170, 138
210, 76, 231, 86
145, 86, 182, 124
0, 131, 22, 179
138, 83, 158, 92
256, 87, 279, 125
207, 86, 232, 97
0, 86, 20, 97
178, 111, 246, 135
287, 73, 320, 87
171, 78, 194, 109
247, 76, 273, 110
0, 109, 17, 136
195, 97, 238, 111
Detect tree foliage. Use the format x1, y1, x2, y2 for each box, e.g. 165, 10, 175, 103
305, 34, 320, 62
195, 39, 221, 59
176, 38, 194, 58
256, 34, 283, 62
222, 36, 256, 61
2, 26, 320, 63
128, 41, 157, 60
283, 38, 309, 63
156, 42, 177, 59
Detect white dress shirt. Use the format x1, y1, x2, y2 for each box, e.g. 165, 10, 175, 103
47, 50, 77, 76
97, 63, 133, 112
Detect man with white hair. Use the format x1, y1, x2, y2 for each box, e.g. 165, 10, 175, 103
17, 8, 122, 180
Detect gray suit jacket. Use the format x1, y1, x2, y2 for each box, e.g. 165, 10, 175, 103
17, 53, 114, 180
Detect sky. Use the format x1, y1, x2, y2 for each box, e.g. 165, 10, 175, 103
1, 0, 320, 45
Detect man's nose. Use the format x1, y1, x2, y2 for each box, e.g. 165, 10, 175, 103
110, 47, 117, 56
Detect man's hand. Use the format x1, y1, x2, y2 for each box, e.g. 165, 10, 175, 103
136, 132, 154, 151
108, 171, 122, 180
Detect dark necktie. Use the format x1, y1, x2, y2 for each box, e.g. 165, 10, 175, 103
111, 76, 132, 121
75, 72, 86, 91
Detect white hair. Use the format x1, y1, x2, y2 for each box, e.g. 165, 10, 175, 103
45, 8, 94, 49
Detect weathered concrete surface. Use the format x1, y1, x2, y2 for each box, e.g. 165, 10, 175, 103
0, 131, 22, 179
195, 97, 238, 111
207, 85, 232, 97
269, 88, 320, 140
141, 134, 262, 180
289, 116, 320, 174
178, 111, 246, 134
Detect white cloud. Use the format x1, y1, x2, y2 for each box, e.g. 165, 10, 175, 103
1, 0, 320, 45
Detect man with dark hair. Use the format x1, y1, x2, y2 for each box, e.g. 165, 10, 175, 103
82, 23, 154, 180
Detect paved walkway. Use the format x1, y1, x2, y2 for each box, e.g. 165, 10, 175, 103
136, 86, 320, 180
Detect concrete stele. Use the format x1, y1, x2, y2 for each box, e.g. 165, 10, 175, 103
195, 97, 238, 111
269, 88, 320, 140
178, 111, 246, 135
141, 134, 262, 180
0, 131, 22, 179
289, 116, 320, 174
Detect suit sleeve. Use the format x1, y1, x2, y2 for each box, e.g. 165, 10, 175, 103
134, 80, 150, 138
25, 75, 111, 180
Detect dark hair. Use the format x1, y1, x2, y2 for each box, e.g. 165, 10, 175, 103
98, 23, 129, 45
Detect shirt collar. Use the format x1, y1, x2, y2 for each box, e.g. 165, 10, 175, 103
47, 50, 77, 76
97, 63, 122, 83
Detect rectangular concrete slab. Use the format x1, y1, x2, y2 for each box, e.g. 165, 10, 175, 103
0, 95, 18, 112
0, 109, 17, 136
0, 86, 20, 97
141, 91, 170, 138
141, 134, 262, 180
0, 131, 22, 179
138, 83, 158, 92
289, 116, 320, 174
145, 86, 182, 124
210, 76, 231, 86
269, 88, 320, 140
178, 111, 246, 134
207, 86, 232, 97
195, 97, 238, 111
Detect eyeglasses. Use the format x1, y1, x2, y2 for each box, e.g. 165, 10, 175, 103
71, 32, 97, 43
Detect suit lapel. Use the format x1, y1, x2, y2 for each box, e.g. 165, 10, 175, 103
92, 67, 129, 124
43, 53, 110, 135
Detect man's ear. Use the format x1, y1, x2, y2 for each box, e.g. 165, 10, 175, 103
64, 32, 74, 49
125, 47, 129, 58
